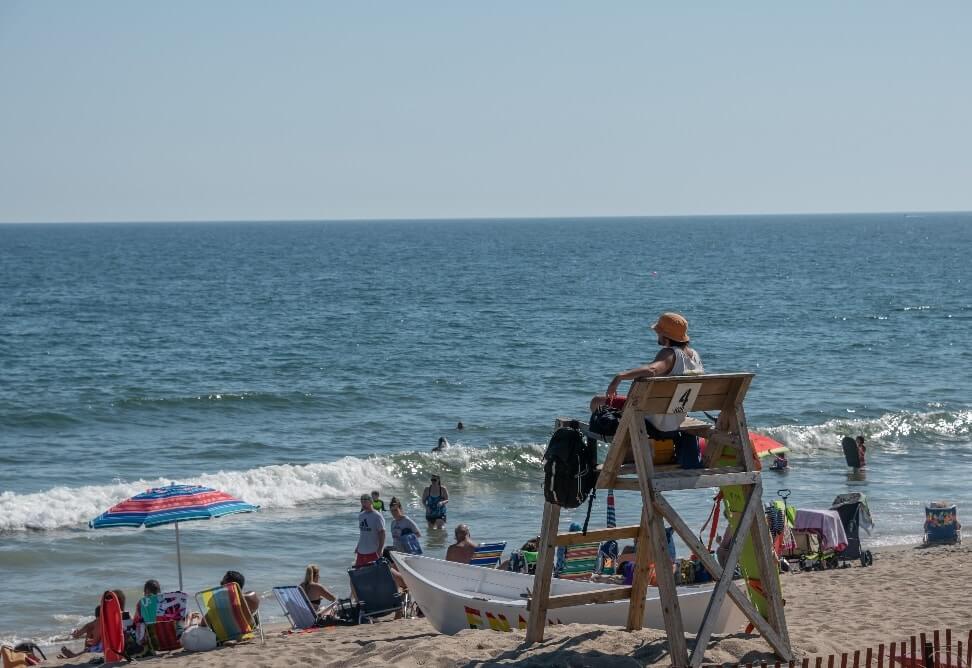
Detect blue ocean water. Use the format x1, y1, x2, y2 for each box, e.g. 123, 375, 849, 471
1, 214, 970, 644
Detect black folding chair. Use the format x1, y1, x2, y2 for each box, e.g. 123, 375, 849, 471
347, 559, 406, 623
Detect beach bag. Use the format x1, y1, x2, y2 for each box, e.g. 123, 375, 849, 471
180, 625, 217, 652
543, 423, 597, 509
644, 420, 701, 469
333, 598, 360, 625
589, 405, 622, 438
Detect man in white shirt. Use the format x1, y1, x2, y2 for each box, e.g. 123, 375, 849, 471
355, 493, 386, 568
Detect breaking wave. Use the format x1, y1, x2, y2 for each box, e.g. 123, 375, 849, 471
2, 408, 967, 532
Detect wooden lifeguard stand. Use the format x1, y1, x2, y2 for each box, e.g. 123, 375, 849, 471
525, 373, 792, 667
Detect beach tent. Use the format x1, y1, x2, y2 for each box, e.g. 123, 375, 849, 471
90, 483, 258, 590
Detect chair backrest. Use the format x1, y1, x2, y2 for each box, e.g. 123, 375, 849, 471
347, 559, 402, 618
138, 591, 188, 651
272, 586, 318, 630
469, 542, 506, 568
194, 583, 256, 643
925, 505, 959, 540
559, 541, 600, 580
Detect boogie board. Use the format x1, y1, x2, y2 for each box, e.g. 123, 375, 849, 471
841, 436, 862, 468
100, 590, 126, 662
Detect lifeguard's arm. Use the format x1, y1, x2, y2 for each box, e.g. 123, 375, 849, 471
605, 349, 676, 396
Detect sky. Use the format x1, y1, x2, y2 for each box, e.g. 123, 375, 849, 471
1, 2, 971, 223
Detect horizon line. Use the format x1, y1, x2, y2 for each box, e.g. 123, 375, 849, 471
0, 209, 968, 225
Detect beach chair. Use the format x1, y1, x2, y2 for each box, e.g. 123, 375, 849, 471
194, 582, 265, 644
347, 559, 406, 623
272, 586, 319, 631
557, 541, 600, 580
469, 541, 506, 568
137, 591, 188, 652
925, 503, 961, 545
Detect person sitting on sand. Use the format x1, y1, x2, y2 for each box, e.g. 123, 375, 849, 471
58, 605, 101, 659
445, 524, 477, 564
422, 474, 449, 529
300, 565, 336, 613
133, 579, 161, 621
191, 571, 260, 627
590, 312, 703, 432
432, 436, 449, 452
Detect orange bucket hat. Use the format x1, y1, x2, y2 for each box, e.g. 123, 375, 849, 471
651, 312, 690, 343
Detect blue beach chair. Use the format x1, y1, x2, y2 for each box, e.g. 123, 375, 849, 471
272, 586, 319, 631
925, 503, 961, 545
347, 559, 406, 623
469, 542, 506, 568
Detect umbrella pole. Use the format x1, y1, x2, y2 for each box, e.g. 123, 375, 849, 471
175, 521, 184, 591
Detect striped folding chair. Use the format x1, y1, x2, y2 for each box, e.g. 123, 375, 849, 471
194, 582, 264, 644
558, 541, 601, 580
137, 591, 188, 652
469, 542, 506, 568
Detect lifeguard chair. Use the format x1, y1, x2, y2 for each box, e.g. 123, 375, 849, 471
526, 373, 791, 667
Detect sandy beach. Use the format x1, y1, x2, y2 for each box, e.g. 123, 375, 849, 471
37, 543, 971, 668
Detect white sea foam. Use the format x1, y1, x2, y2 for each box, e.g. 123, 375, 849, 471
760, 408, 972, 455
0, 456, 400, 532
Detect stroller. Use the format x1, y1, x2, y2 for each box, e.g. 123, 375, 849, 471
924, 502, 961, 545
831, 493, 874, 567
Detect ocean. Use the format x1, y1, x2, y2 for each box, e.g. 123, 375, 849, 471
1, 214, 970, 645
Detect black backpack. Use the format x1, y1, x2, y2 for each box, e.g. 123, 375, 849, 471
543, 423, 598, 509
589, 405, 622, 438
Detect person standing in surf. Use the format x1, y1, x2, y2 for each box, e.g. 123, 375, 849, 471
421, 474, 449, 529
590, 312, 703, 432
856, 435, 867, 467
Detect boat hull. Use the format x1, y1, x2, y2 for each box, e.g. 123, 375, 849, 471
391, 553, 746, 635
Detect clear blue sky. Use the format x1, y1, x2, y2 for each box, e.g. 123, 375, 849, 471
1, 2, 970, 223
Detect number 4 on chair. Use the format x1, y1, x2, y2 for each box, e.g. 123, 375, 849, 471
666, 383, 702, 416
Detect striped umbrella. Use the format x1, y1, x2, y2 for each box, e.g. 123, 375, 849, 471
90, 483, 258, 590
606, 489, 616, 528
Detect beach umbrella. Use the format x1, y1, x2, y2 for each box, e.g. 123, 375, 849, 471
90, 483, 259, 590
606, 489, 616, 528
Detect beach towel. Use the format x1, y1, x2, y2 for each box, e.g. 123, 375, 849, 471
794, 509, 848, 551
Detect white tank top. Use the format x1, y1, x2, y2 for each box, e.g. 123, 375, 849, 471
650, 347, 704, 432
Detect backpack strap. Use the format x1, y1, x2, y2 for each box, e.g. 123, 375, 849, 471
581, 489, 597, 535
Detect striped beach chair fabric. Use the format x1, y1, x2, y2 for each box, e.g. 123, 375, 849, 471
469, 542, 507, 568
194, 582, 264, 644
272, 586, 318, 631
558, 541, 600, 580
138, 591, 188, 652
